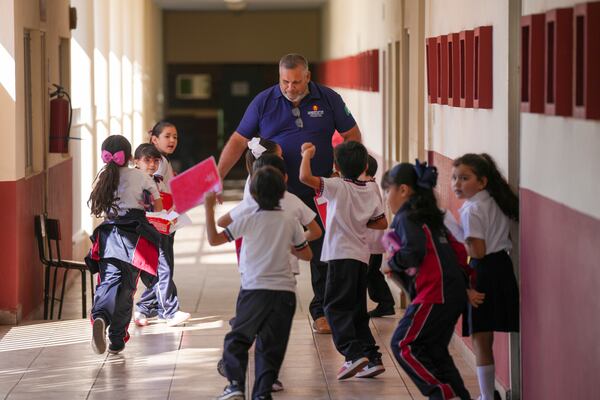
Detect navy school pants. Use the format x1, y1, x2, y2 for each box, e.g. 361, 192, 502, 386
324, 259, 381, 362
91, 259, 140, 347
136, 233, 180, 319
298, 193, 328, 321
391, 294, 471, 400
223, 289, 296, 399
366, 253, 396, 308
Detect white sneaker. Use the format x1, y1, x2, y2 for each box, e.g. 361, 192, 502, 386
166, 311, 191, 327
91, 317, 107, 354
134, 311, 149, 327
337, 357, 369, 380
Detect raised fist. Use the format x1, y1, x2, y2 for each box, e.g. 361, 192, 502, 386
301, 142, 316, 159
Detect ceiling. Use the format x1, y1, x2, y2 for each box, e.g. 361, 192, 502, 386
154, 0, 327, 11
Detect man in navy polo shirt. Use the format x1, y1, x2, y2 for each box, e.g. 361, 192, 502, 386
217, 53, 362, 334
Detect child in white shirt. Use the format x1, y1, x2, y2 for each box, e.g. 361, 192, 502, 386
205, 166, 312, 400
299, 140, 388, 380
216, 154, 321, 393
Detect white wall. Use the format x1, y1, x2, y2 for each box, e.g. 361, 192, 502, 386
0, 0, 72, 181
70, 0, 164, 258
321, 0, 403, 161
0, 0, 16, 181
425, 0, 511, 174
520, 0, 600, 220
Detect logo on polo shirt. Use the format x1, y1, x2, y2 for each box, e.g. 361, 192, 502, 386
308, 104, 324, 118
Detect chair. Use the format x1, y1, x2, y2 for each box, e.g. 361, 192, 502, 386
34, 215, 95, 319
34, 215, 53, 320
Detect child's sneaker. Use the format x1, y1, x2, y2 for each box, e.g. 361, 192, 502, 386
217, 358, 226, 377
134, 311, 149, 327
166, 311, 191, 327
355, 357, 385, 378
215, 381, 244, 400
108, 343, 125, 355
367, 305, 395, 318
271, 379, 284, 392
91, 317, 107, 354
336, 357, 369, 380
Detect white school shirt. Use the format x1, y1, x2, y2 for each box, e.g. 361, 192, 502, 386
115, 167, 160, 215
154, 155, 174, 193
458, 189, 512, 254
230, 190, 316, 274
318, 177, 386, 264
242, 176, 251, 199
365, 180, 386, 254
224, 210, 308, 293
443, 210, 465, 243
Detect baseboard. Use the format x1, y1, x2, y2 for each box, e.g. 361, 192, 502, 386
0, 305, 21, 325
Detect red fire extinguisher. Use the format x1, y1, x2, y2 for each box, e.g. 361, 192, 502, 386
49, 84, 73, 153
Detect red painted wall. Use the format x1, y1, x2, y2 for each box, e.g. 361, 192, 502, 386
520, 188, 600, 400
316, 49, 379, 92
0, 180, 20, 319
0, 174, 44, 322
0, 158, 72, 322
429, 150, 512, 389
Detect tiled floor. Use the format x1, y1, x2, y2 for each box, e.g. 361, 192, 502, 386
0, 203, 480, 400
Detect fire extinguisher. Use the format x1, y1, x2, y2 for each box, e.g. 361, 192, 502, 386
49, 84, 73, 153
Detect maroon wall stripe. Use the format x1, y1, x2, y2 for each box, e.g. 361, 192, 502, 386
0, 158, 73, 321
316, 49, 379, 92
520, 188, 600, 399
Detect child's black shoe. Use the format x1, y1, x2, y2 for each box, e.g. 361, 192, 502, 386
368, 305, 395, 318
356, 356, 386, 378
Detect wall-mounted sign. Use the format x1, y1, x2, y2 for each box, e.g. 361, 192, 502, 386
176, 74, 211, 99
231, 81, 250, 97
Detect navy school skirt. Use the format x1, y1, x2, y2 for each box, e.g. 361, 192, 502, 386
463, 250, 520, 335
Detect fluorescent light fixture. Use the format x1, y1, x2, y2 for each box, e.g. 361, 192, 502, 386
224, 0, 247, 11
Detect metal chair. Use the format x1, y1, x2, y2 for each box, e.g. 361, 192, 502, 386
34, 215, 94, 319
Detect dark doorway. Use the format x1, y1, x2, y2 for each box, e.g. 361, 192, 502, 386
166, 63, 278, 179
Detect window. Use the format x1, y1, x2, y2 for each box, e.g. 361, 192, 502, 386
24, 31, 33, 171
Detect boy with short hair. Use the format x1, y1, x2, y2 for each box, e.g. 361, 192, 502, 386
299, 141, 388, 380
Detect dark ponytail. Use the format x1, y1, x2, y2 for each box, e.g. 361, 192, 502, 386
250, 166, 286, 210
453, 153, 519, 221
384, 161, 445, 230
88, 135, 132, 218
245, 137, 280, 175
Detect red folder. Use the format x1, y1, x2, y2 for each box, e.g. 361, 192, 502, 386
160, 192, 173, 210
314, 196, 327, 229
169, 156, 222, 213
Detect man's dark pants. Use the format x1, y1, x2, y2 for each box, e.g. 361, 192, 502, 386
299, 193, 327, 321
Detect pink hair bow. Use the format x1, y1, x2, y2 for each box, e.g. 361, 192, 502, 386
101, 150, 126, 166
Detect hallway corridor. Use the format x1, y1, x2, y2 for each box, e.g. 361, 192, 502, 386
0, 203, 479, 400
